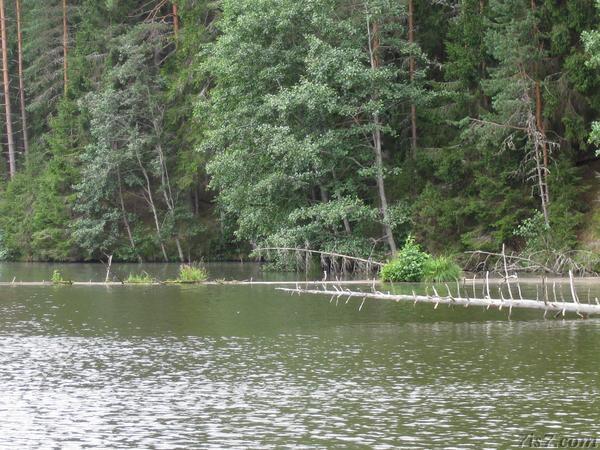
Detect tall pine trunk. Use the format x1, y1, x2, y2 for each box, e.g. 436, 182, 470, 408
408, 0, 417, 156
173, 2, 179, 39
15, 0, 28, 156
0, 0, 16, 179
530, 0, 550, 225
62, 0, 68, 94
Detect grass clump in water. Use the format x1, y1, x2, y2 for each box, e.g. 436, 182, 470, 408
175, 263, 208, 283
51, 269, 71, 285
125, 272, 154, 284
423, 256, 462, 283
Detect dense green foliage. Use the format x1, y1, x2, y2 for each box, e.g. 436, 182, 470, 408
423, 256, 463, 283
51, 269, 65, 284
380, 237, 430, 282
584, 0, 600, 153
0, 0, 596, 265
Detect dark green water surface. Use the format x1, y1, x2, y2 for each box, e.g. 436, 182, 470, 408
0, 263, 599, 448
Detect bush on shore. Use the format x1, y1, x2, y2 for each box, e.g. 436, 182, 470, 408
381, 237, 462, 282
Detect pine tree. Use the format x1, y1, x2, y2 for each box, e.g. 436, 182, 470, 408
583, 0, 600, 152
0, 0, 16, 178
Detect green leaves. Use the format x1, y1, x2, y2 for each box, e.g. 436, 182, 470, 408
582, 1, 600, 154
202, 0, 419, 257
380, 236, 430, 282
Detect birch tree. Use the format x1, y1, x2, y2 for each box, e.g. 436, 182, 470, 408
204, 0, 417, 257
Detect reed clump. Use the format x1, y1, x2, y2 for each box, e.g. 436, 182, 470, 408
125, 272, 155, 284
170, 263, 208, 284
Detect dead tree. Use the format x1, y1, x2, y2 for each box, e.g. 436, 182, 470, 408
530, 0, 550, 221
470, 82, 556, 227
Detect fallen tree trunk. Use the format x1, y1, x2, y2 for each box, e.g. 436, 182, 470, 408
276, 272, 600, 318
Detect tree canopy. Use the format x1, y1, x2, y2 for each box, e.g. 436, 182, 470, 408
0, 0, 597, 265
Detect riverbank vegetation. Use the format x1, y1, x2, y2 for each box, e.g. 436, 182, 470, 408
380, 237, 462, 282
0, 0, 597, 274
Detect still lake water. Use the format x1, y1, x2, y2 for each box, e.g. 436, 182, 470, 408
0, 263, 599, 449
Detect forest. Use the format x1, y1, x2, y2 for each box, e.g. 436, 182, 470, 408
0, 0, 597, 270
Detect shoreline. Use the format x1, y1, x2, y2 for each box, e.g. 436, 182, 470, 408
0, 276, 598, 287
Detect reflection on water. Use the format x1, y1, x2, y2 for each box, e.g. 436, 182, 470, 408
0, 263, 599, 448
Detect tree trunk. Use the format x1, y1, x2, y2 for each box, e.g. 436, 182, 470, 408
367, 15, 397, 254
172, 2, 179, 39
372, 117, 397, 255
478, 0, 489, 111
116, 167, 140, 262
408, 0, 417, 156
153, 119, 185, 262
15, 0, 29, 156
534, 80, 550, 206
533, 137, 549, 226
530, 0, 550, 222
193, 183, 199, 215
62, 0, 68, 94
0, 0, 16, 179
104, 254, 113, 283
135, 151, 169, 262
144, 174, 169, 262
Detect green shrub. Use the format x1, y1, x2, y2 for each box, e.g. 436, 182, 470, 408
51, 269, 69, 284
423, 256, 462, 282
51, 269, 63, 284
176, 263, 208, 283
380, 236, 430, 282
125, 272, 154, 284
